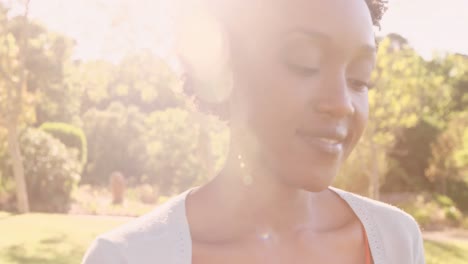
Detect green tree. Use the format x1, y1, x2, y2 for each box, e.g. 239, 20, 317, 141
431, 53, 468, 113
426, 111, 468, 194
39, 122, 88, 170
82, 102, 146, 185
1, 1, 78, 212
380, 48, 467, 194
0, 1, 31, 213
19, 128, 81, 212
337, 35, 451, 198
74, 52, 188, 116
383, 120, 439, 192
143, 108, 203, 194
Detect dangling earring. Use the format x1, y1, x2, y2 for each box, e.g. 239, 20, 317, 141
237, 154, 253, 186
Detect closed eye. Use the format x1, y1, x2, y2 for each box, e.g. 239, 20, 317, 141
348, 79, 371, 92
285, 62, 320, 77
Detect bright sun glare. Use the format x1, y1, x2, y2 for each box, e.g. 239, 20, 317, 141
4, 0, 468, 62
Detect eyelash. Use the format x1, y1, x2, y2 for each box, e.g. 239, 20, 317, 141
286, 63, 320, 76
284, 61, 373, 91
348, 79, 372, 91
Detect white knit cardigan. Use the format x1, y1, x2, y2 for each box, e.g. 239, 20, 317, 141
82, 187, 426, 264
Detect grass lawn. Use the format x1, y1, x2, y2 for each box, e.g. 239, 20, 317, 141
1, 211, 467, 264
425, 240, 468, 264
0, 212, 128, 264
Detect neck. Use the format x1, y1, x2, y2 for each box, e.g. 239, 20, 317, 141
203, 139, 318, 235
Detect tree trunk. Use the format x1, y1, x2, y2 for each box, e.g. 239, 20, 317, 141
7, 119, 29, 213
441, 176, 447, 196
7, 0, 32, 213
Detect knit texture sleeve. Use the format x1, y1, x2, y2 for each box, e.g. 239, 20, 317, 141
413, 223, 426, 264
81, 237, 127, 264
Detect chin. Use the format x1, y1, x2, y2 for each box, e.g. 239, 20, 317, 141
301, 181, 333, 193
281, 166, 339, 193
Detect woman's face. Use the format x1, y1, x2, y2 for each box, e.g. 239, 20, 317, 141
229, 0, 376, 191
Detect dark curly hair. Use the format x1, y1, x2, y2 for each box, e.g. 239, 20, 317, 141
365, 0, 388, 27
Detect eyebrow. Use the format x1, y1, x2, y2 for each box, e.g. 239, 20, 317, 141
284, 28, 331, 44
285, 28, 377, 57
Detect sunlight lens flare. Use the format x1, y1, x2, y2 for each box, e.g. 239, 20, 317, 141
175, 1, 232, 104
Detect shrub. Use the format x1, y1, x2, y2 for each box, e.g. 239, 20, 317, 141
410, 205, 432, 228
444, 206, 463, 223
462, 217, 468, 229
434, 194, 463, 224
446, 180, 468, 212
401, 194, 465, 229
0, 176, 15, 211
20, 128, 81, 212
82, 103, 146, 185
39, 122, 87, 171
138, 184, 158, 204
426, 111, 468, 194
0, 127, 13, 210
434, 194, 455, 208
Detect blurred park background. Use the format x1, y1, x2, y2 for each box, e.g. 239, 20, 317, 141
0, 0, 467, 263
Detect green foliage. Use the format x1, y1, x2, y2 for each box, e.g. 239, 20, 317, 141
1, 3, 467, 214
143, 108, 204, 194
0, 4, 76, 126
382, 120, 439, 192
335, 145, 373, 194
39, 122, 88, 170
446, 180, 468, 212
426, 111, 468, 193
435, 194, 455, 208
433, 195, 463, 224
81, 99, 227, 193
432, 53, 468, 112
368, 37, 432, 146
0, 5, 36, 125
11, 21, 77, 124
19, 128, 81, 212
338, 36, 447, 195
0, 128, 15, 211
70, 185, 159, 217
401, 194, 464, 228
380, 157, 414, 192
82, 102, 146, 185
74, 52, 188, 114
339, 36, 463, 197
0, 175, 15, 211
0, 127, 7, 172
113, 52, 187, 111
444, 206, 463, 223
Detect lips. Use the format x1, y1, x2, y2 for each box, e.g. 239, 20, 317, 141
296, 129, 347, 155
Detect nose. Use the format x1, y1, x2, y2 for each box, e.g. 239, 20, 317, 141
312, 69, 355, 118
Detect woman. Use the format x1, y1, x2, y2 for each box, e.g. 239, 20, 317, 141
83, 0, 425, 263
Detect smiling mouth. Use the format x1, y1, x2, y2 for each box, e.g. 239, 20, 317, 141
296, 131, 345, 155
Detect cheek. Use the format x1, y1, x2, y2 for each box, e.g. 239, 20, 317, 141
349, 94, 369, 149
246, 59, 307, 138
354, 94, 369, 130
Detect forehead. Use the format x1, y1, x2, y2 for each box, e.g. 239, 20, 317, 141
235, 0, 376, 53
